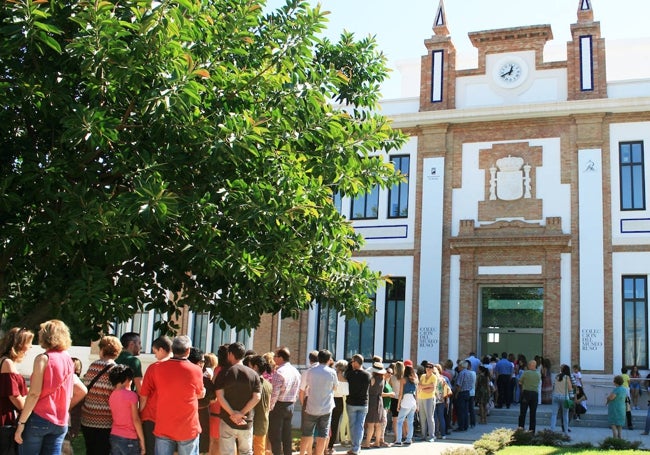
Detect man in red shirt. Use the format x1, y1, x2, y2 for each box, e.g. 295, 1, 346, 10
140, 335, 205, 455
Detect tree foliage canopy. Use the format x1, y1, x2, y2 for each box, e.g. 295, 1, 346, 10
0, 0, 406, 343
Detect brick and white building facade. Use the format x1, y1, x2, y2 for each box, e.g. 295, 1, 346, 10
119, 1, 650, 380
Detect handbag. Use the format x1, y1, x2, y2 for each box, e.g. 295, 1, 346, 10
0, 358, 17, 455
563, 378, 574, 409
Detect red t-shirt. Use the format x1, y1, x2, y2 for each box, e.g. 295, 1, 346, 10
140, 361, 162, 422
140, 358, 204, 441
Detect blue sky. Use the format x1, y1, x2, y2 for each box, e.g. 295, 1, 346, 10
264, 0, 650, 98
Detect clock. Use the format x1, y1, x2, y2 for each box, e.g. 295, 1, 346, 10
493, 56, 528, 88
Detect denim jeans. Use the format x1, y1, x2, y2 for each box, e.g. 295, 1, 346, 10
346, 404, 368, 453
434, 402, 446, 437
219, 420, 253, 455
549, 393, 569, 434
110, 434, 141, 455
155, 435, 199, 455
19, 412, 67, 455
395, 405, 415, 443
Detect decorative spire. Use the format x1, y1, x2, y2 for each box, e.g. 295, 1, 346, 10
433, 0, 449, 36
577, 0, 593, 22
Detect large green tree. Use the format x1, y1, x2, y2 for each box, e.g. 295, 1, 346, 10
0, 0, 406, 343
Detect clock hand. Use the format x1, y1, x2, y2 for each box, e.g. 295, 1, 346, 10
500, 65, 514, 78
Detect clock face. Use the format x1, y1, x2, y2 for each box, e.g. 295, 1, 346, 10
493, 57, 528, 88
498, 62, 522, 83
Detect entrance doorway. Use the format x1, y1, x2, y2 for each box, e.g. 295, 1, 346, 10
479, 286, 543, 361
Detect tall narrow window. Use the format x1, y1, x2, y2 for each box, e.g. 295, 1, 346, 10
333, 191, 342, 215
383, 278, 406, 362
113, 311, 156, 353
620, 141, 646, 210
623, 276, 648, 368
192, 312, 210, 353
210, 320, 234, 354
344, 296, 376, 359
351, 186, 379, 220
388, 156, 410, 218
316, 304, 338, 355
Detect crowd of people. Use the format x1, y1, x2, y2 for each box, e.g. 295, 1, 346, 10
0, 320, 646, 455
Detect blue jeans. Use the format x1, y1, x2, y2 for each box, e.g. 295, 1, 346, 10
549, 394, 569, 434
645, 407, 650, 433
155, 435, 199, 455
395, 405, 415, 443
110, 434, 141, 455
346, 404, 368, 453
434, 402, 446, 437
19, 413, 67, 455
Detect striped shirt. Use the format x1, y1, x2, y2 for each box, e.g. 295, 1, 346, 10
269, 362, 301, 410
81, 360, 115, 429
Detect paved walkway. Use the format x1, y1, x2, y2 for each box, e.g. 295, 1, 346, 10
330, 416, 650, 454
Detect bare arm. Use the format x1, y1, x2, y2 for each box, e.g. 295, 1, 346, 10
15, 353, 48, 444
70, 375, 87, 409
3, 359, 26, 410
130, 400, 146, 455
133, 376, 143, 394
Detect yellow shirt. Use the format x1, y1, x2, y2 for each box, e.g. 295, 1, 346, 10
622, 373, 630, 388
418, 373, 436, 400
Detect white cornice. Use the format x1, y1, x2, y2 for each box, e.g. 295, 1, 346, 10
389, 96, 650, 129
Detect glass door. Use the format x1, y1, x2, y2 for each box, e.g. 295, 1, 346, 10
479, 286, 544, 360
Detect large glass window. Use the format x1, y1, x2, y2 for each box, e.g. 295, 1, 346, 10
351, 186, 379, 220
481, 287, 544, 328
344, 296, 376, 359
316, 304, 338, 355
388, 156, 410, 218
383, 278, 406, 362
623, 276, 648, 368
620, 142, 646, 210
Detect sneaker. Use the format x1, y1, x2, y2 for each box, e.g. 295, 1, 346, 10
426, 438, 435, 442
393, 442, 403, 447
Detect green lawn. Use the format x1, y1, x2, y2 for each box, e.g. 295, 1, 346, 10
498, 447, 648, 454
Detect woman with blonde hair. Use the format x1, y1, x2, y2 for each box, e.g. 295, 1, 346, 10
81, 335, 122, 455
0, 327, 34, 453
15, 320, 87, 454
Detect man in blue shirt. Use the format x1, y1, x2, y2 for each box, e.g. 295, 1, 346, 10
494, 352, 514, 408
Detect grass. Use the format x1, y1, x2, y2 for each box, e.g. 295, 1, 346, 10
498, 448, 647, 454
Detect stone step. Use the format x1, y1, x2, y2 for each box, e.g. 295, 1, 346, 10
486, 404, 646, 429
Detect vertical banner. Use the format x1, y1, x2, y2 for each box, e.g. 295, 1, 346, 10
578, 149, 604, 370
417, 157, 445, 362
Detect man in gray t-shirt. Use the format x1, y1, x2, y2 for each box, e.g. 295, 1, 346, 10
299, 350, 337, 455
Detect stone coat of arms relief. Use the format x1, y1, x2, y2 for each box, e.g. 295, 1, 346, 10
477, 143, 543, 222
489, 155, 532, 201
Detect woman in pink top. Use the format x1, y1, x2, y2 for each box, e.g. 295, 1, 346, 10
14, 320, 87, 454
108, 364, 145, 454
